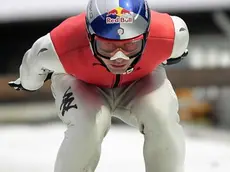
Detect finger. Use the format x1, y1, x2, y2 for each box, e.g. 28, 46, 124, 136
14, 78, 21, 85
8, 82, 19, 87
14, 87, 20, 91
8, 81, 15, 85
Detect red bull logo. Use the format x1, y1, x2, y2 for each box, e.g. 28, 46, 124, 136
106, 7, 133, 24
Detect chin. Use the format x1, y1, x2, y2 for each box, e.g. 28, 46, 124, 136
110, 71, 124, 74
109, 69, 127, 74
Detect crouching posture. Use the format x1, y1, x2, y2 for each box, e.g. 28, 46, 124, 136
9, 0, 189, 172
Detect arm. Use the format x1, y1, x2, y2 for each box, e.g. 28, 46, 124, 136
164, 16, 189, 65
10, 34, 65, 91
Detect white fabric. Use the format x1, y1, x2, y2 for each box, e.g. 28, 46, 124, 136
50, 65, 185, 172
51, 74, 111, 172
169, 16, 189, 59
19, 34, 65, 90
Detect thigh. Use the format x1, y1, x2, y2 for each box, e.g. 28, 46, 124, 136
114, 65, 179, 129
50, 73, 112, 134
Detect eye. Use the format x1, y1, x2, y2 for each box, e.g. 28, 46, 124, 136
124, 42, 138, 51
99, 42, 116, 52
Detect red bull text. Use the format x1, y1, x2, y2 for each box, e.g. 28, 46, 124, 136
106, 7, 134, 24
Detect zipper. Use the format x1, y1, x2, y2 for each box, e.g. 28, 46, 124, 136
112, 74, 121, 88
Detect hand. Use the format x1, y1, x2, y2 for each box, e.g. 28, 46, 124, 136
8, 72, 53, 92
8, 78, 37, 92
163, 49, 188, 65
8, 78, 31, 91
8, 78, 22, 91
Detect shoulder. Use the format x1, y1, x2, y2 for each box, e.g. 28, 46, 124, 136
28, 34, 66, 73
149, 11, 175, 39
169, 16, 189, 58
51, 13, 86, 35
50, 13, 89, 56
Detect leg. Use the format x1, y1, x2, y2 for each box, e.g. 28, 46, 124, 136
51, 73, 111, 172
115, 66, 185, 172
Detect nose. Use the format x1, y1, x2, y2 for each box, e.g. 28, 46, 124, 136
114, 58, 124, 63
110, 51, 130, 61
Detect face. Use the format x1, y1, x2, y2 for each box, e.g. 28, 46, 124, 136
94, 35, 143, 74
99, 55, 136, 74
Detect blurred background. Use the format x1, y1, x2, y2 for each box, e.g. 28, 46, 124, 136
0, 0, 230, 172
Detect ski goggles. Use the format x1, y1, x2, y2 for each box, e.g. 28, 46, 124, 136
94, 35, 144, 59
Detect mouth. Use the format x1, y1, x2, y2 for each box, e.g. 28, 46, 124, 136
110, 64, 126, 68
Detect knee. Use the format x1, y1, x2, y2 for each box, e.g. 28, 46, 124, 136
66, 123, 96, 140
62, 125, 99, 156
64, 107, 111, 143
134, 95, 180, 134
143, 104, 179, 125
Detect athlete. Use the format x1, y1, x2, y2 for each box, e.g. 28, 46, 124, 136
8, 0, 189, 172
